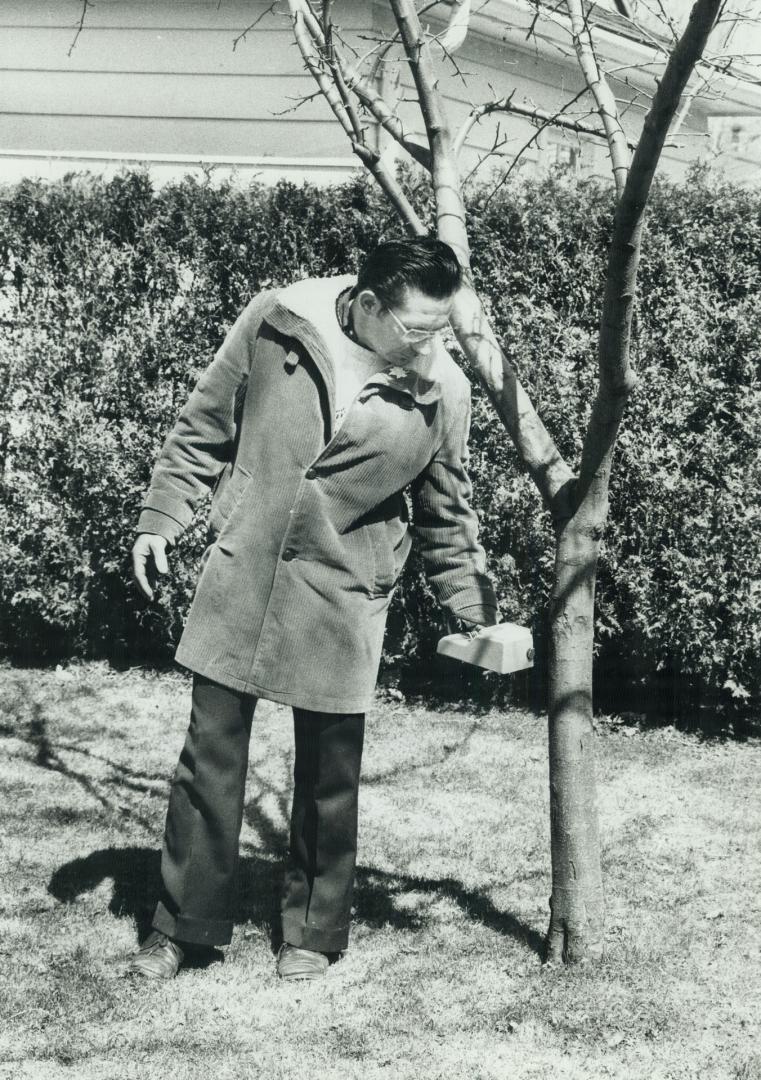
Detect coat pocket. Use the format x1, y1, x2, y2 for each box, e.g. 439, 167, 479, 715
209, 464, 253, 536
368, 518, 412, 597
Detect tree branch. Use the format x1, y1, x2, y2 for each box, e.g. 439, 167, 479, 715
575, 0, 723, 514
320, 0, 365, 139
233, 3, 280, 51
295, 0, 433, 169
68, 0, 93, 57
389, 0, 467, 263
567, 0, 631, 195
344, 70, 433, 170
289, 2, 357, 140
287, 0, 426, 234
452, 88, 638, 157
351, 143, 429, 234
389, 0, 574, 514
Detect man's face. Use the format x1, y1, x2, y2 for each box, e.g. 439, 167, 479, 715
355, 285, 454, 365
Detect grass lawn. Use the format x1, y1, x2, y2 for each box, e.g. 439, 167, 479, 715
0, 663, 759, 1080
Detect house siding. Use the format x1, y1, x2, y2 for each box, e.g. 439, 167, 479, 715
0, 0, 757, 185
0, 0, 364, 183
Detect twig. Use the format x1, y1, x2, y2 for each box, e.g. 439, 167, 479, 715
461, 122, 511, 185
272, 89, 323, 116
233, 3, 281, 51
68, 0, 93, 57
480, 107, 594, 212
453, 88, 636, 156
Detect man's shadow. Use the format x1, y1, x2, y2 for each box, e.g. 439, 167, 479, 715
45, 743, 545, 961
47, 843, 545, 961
47, 844, 286, 968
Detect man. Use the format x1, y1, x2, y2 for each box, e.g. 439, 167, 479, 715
128, 237, 498, 981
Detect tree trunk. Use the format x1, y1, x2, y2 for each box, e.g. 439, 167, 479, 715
545, 520, 605, 962
542, 0, 724, 962
287, 0, 724, 967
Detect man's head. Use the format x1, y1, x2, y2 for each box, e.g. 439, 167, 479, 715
351, 237, 462, 364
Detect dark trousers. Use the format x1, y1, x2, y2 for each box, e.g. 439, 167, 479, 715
152, 674, 365, 953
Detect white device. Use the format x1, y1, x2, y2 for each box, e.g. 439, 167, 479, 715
436, 623, 534, 674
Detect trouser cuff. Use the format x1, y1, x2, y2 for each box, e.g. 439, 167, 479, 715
153, 900, 233, 947
282, 915, 350, 953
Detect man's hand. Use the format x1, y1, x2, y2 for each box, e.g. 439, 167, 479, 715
132, 533, 170, 601
448, 615, 485, 640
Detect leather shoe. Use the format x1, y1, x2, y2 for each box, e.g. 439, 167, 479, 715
276, 943, 329, 981
127, 930, 184, 980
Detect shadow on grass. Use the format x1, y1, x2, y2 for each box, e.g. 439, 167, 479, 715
48, 846, 544, 959
47, 845, 285, 947
353, 866, 544, 955
32, 677, 543, 960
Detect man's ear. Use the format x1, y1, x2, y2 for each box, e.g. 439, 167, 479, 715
356, 289, 383, 317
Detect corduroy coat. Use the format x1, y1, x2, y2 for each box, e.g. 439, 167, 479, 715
138, 275, 498, 712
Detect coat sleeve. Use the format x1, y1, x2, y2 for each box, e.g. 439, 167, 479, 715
137, 291, 273, 544
410, 390, 499, 626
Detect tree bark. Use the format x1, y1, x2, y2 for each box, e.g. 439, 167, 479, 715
545, 0, 722, 963
288, 0, 724, 966
545, 523, 604, 963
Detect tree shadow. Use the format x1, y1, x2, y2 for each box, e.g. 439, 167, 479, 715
36, 686, 544, 961
48, 843, 544, 959
353, 866, 545, 956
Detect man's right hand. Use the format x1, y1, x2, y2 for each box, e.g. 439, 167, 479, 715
132, 533, 170, 601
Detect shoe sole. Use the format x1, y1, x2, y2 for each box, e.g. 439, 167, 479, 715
125, 960, 180, 980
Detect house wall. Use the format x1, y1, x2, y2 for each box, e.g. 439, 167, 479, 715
376, 0, 715, 186
0, 0, 364, 184
0, 0, 755, 187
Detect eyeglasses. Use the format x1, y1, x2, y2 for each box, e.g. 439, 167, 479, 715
385, 306, 444, 344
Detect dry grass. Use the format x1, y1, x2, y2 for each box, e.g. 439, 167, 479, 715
0, 662, 759, 1080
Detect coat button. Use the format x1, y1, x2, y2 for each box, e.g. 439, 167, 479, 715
282, 548, 296, 562
305, 467, 317, 479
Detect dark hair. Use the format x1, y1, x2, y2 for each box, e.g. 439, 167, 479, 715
357, 237, 462, 308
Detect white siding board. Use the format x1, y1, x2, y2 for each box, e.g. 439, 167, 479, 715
0, 114, 349, 157
0, 1, 368, 30
0, 28, 306, 75
0, 71, 332, 122
0, 0, 740, 183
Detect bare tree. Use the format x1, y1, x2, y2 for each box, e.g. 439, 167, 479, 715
285, 0, 730, 963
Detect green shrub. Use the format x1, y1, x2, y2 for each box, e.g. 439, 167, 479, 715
1, 167, 759, 722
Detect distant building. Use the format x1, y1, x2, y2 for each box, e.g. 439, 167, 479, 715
1, 0, 759, 186
708, 116, 761, 180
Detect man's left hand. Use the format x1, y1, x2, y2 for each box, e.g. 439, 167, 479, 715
448, 616, 485, 639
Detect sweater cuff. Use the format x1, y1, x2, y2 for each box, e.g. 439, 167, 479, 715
445, 584, 499, 627
455, 605, 499, 628
137, 508, 186, 545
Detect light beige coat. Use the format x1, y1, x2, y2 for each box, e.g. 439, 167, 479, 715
139, 276, 498, 712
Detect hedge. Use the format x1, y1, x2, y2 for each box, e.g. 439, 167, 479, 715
1, 167, 759, 723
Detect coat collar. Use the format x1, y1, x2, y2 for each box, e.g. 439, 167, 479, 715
264, 282, 444, 408
361, 365, 441, 406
